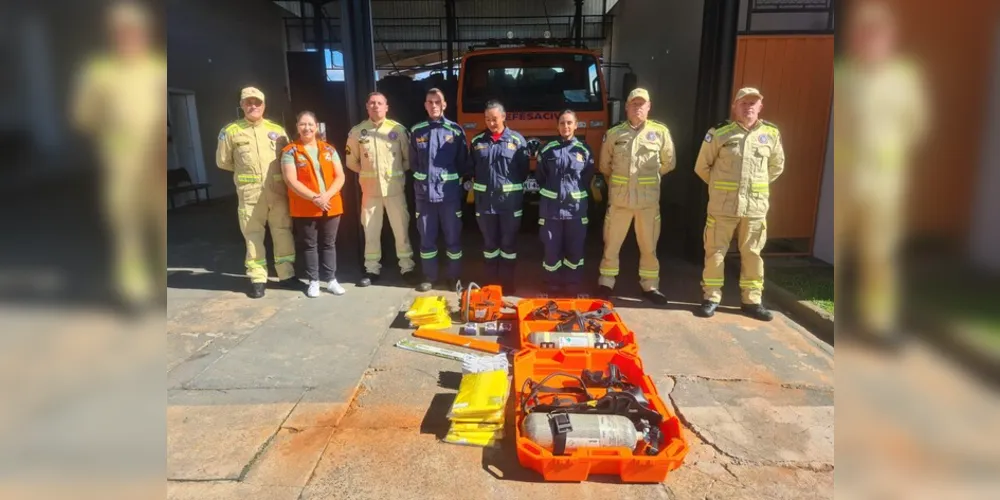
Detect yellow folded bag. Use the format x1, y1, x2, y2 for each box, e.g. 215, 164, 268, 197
447, 369, 509, 419
443, 428, 505, 447
450, 421, 504, 433
449, 408, 505, 424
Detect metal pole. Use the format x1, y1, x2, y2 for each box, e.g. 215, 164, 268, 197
574, 0, 584, 47
683, 0, 740, 262
312, 0, 324, 53
340, 0, 376, 272
340, 0, 376, 127
712, 0, 739, 122
445, 0, 456, 80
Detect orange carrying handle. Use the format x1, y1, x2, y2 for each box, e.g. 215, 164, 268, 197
413, 328, 512, 354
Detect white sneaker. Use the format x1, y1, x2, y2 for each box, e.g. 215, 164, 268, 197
306, 280, 321, 298
327, 279, 346, 295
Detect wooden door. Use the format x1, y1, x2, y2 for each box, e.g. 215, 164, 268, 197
731, 35, 834, 248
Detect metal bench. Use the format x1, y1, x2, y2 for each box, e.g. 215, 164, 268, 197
167, 168, 211, 209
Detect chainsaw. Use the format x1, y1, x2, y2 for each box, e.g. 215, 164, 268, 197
457, 282, 517, 323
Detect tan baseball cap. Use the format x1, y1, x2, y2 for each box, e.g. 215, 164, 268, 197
627, 88, 650, 104
240, 87, 266, 102
733, 87, 763, 102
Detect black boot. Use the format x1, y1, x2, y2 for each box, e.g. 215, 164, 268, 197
595, 285, 613, 301
358, 272, 379, 287
741, 303, 774, 321
247, 282, 266, 299
417, 278, 433, 292
695, 300, 719, 318
642, 288, 668, 306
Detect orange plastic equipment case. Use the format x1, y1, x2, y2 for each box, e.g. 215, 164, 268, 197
512, 348, 689, 483
516, 298, 624, 324
516, 298, 635, 354
517, 319, 638, 355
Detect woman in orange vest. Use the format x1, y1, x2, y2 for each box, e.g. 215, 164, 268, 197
281, 111, 346, 298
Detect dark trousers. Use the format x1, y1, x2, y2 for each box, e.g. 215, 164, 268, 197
476, 211, 521, 284
416, 199, 463, 282
540, 218, 588, 291
294, 215, 341, 282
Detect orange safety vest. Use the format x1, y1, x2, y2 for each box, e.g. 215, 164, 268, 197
283, 139, 345, 218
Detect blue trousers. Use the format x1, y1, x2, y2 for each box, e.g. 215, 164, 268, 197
476, 211, 521, 284
416, 199, 463, 282
539, 217, 587, 290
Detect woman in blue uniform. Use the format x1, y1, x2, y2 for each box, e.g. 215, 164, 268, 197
535, 110, 595, 297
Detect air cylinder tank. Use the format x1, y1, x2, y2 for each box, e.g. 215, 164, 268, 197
522, 412, 643, 452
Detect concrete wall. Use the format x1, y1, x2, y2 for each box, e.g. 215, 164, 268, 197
607, 0, 705, 206
813, 108, 834, 264
167, 0, 292, 197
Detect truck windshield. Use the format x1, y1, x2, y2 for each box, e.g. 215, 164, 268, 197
461, 52, 603, 113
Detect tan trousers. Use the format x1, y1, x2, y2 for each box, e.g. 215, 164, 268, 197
238, 182, 296, 284
702, 215, 766, 304
361, 193, 415, 275
103, 146, 166, 305
835, 199, 901, 334
598, 204, 662, 291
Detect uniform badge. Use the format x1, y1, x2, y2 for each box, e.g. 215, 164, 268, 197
704, 133, 713, 143
296, 154, 307, 162
416, 136, 428, 144
361, 129, 368, 137
758, 135, 768, 144
576, 152, 584, 162
475, 144, 488, 151
444, 134, 454, 143
506, 142, 517, 151
388, 131, 398, 140
218, 130, 226, 141
268, 131, 279, 140
323, 152, 333, 162
646, 131, 657, 141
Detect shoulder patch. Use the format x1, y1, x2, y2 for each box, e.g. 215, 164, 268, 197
703, 132, 713, 143
218, 127, 228, 141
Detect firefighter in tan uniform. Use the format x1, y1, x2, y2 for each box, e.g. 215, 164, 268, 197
835, 2, 927, 347
597, 88, 676, 305
216, 87, 302, 298
345, 92, 417, 287
71, 1, 166, 312
694, 87, 786, 321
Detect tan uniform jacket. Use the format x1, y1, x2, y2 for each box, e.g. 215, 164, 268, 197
345, 119, 410, 198
694, 119, 785, 218
216, 118, 290, 204
599, 120, 676, 209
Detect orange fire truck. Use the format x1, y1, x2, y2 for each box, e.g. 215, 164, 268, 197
456, 45, 610, 209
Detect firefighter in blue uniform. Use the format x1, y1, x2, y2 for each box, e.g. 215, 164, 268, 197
409, 88, 469, 292
468, 100, 530, 292
536, 110, 595, 297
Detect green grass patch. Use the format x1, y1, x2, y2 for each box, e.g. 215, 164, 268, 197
768, 266, 835, 314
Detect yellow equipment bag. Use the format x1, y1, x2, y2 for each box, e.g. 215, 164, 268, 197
449, 421, 504, 433
443, 428, 505, 447
447, 369, 509, 419
449, 408, 505, 424
405, 296, 452, 329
